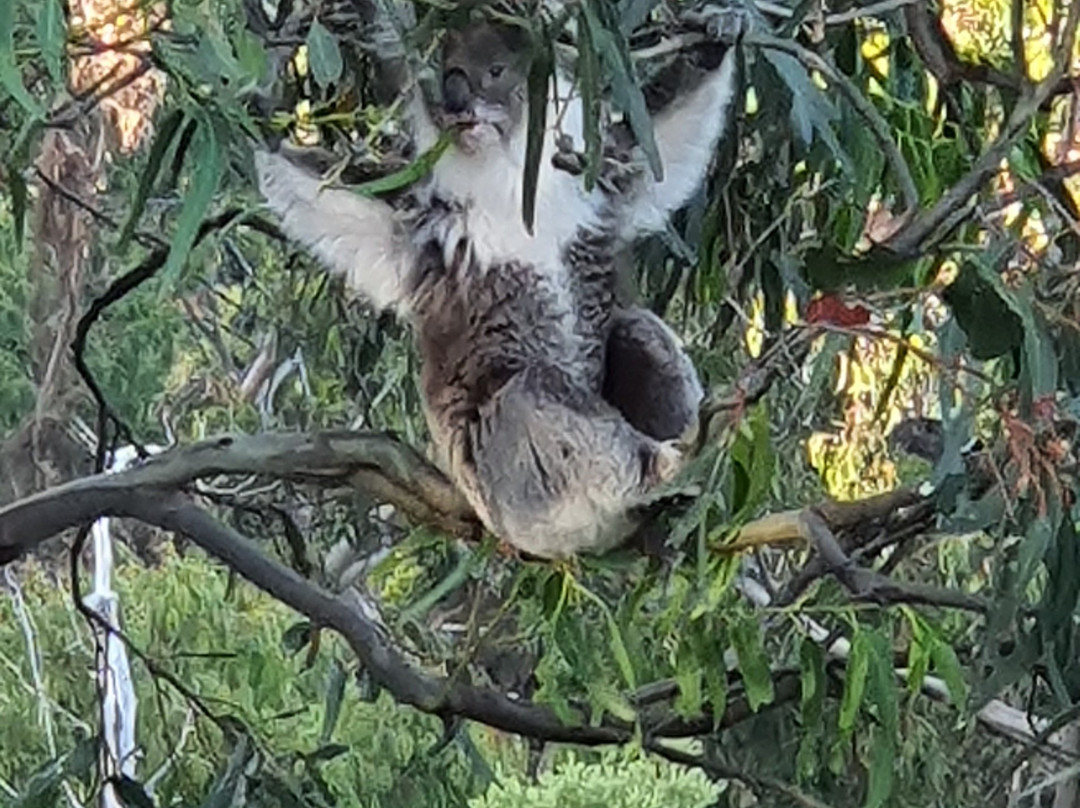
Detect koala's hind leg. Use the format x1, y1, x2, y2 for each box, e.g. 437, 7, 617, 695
602, 307, 704, 444
466, 370, 668, 558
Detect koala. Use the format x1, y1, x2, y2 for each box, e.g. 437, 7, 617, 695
255, 12, 740, 558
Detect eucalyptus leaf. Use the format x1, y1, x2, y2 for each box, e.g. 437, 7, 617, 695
321, 659, 348, 744
157, 114, 223, 297
839, 629, 869, 736
760, 48, 847, 170
731, 615, 774, 711
354, 133, 452, 197
119, 109, 186, 249
522, 27, 553, 233
577, 6, 603, 191
6, 161, 26, 250
0, 2, 43, 118
306, 19, 344, 88
864, 729, 895, 808
36, 0, 65, 85
112, 777, 156, 808
582, 0, 661, 180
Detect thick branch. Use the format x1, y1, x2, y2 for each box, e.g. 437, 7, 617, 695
5, 484, 799, 746
0, 430, 479, 562
904, 2, 1073, 98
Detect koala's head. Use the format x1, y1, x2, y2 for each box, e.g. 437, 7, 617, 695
435, 21, 532, 154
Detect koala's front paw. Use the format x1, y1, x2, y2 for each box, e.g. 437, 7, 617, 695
652, 440, 686, 485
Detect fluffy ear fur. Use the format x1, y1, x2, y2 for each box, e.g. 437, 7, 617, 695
254, 149, 415, 313
620, 45, 739, 240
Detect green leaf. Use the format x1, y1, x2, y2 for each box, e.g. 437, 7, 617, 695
942, 260, 1022, 360
64, 736, 98, 782
760, 48, 847, 170
605, 611, 637, 691
674, 640, 703, 718
903, 609, 931, 695
6, 161, 27, 250
731, 615, 774, 711
576, 7, 603, 192
36, 0, 65, 85
353, 132, 452, 197
321, 658, 347, 744
541, 568, 570, 619
796, 639, 826, 781
590, 680, 637, 723
306, 19, 343, 88
864, 730, 895, 808
522, 26, 552, 234
619, 0, 662, 34
0, 1, 43, 117
799, 639, 826, 727
929, 636, 968, 708
728, 403, 774, 519
281, 620, 313, 654
13, 757, 63, 808
119, 108, 186, 249
233, 28, 269, 87
199, 735, 253, 808
866, 629, 898, 740
157, 113, 222, 297
582, 0, 661, 179
702, 645, 728, 728
839, 629, 870, 736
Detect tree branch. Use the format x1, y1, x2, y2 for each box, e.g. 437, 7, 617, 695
882, 0, 1080, 258
0, 483, 809, 747
0, 430, 479, 563
903, 1, 1074, 99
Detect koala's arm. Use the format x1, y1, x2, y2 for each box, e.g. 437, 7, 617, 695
620, 42, 739, 239
254, 148, 415, 313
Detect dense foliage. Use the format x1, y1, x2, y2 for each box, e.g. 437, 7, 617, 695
3, 0, 1080, 805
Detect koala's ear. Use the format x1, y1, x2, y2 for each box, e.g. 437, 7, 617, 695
499, 23, 532, 54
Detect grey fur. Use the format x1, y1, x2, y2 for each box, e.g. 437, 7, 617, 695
256, 18, 740, 557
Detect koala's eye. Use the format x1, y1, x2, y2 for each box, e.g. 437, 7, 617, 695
488, 64, 506, 79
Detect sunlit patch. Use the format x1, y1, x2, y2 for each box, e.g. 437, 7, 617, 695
69, 0, 166, 153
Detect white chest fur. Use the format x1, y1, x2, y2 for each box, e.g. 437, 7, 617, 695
412, 77, 603, 282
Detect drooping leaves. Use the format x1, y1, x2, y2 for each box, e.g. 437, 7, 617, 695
522, 24, 554, 233
156, 112, 223, 297
35, 0, 65, 85
119, 109, 187, 249
581, 0, 661, 180
0, 1, 43, 117
576, 5, 603, 192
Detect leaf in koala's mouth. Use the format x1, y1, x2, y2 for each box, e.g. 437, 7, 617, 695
350, 132, 453, 197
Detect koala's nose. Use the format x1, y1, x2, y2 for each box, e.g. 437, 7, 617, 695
442, 69, 472, 114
